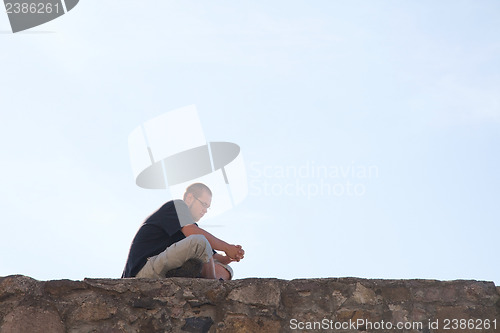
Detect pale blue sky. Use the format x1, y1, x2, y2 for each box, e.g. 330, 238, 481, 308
1, 1, 499, 285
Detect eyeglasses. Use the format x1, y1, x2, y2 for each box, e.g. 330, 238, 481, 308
193, 196, 210, 210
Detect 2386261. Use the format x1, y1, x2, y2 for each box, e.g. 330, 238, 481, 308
443, 318, 497, 330
5, 2, 61, 14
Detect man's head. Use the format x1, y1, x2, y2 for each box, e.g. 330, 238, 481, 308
183, 183, 212, 222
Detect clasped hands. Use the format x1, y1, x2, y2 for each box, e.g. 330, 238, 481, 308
221, 244, 245, 264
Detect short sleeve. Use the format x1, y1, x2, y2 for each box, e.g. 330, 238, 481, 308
173, 200, 195, 227
147, 200, 195, 236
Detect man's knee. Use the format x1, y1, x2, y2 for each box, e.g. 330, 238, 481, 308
185, 235, 212, 260
185, 234, 211, 249
215, 263, 232, 280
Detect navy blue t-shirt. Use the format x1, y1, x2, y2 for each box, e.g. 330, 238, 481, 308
121, 199, 195, 278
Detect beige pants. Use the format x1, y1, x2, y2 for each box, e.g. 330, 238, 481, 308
136, 235, 213, 279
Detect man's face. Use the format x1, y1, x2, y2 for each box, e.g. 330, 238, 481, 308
187, 190, 212, 222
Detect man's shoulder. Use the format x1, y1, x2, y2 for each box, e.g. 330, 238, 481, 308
143, 199, 191, 233
149, 200, 190, 221
158, 199, 186, 210
172, 199, 187, 207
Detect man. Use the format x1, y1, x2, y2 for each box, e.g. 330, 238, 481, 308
122, 183, 244, 280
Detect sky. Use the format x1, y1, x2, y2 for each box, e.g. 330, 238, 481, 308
1, 0, 499, 285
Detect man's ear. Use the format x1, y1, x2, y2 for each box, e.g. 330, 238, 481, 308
184, 192, 194, 205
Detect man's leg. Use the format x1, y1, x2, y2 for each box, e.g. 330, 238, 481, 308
214, 261, 233, 280
200, 256, 216, 279
137, 235, 213, 279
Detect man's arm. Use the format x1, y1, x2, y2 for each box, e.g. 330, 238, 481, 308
181, 223, 244, 261
213, 252, 234, 265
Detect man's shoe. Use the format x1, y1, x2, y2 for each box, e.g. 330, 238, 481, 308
164, 258, 203, 278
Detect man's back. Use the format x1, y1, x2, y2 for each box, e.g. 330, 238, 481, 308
121, 200, 194, 278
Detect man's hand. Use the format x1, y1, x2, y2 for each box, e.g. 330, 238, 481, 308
224, 244, 245, 262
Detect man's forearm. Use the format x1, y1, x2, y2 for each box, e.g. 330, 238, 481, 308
181, 224, 230, 252
212, 253, 224, 261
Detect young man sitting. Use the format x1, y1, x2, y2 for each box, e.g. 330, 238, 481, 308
122, 183, 244, 280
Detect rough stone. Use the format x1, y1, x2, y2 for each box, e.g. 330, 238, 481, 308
0, 275, 498, 332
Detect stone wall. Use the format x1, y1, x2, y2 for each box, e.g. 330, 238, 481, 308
0, 275, 498, 332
